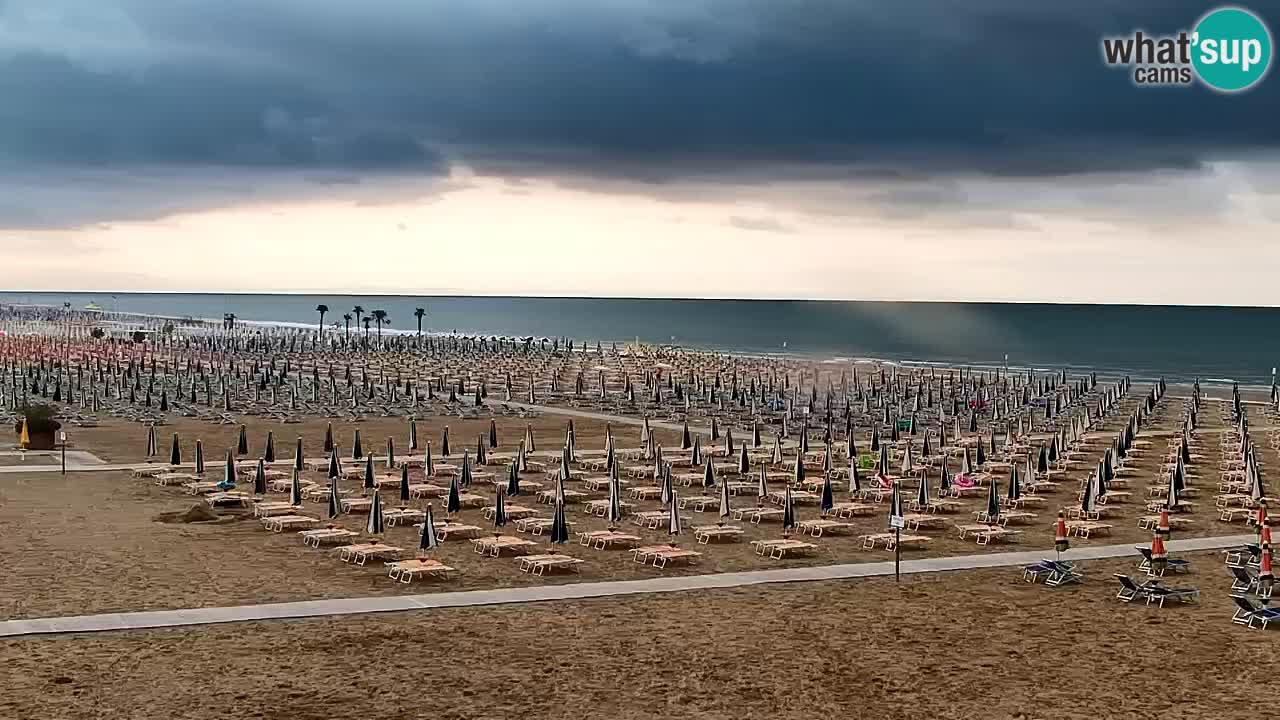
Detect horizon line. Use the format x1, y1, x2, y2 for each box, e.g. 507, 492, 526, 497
2, 289, 1280, 311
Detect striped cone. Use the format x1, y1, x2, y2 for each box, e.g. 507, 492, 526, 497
1054, 511, 1069, 556
1156, 509, 1171, 539
1149, 532, 1168, 574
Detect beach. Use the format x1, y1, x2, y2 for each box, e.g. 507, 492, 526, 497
0, 303, 1276, 719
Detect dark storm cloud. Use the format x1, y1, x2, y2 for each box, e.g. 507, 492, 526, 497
0, 0, 1277, 226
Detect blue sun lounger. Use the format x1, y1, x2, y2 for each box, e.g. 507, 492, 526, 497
1114, 574, 1199, 607
1230, 595, 1280, 630
1135, 547, 1191, 576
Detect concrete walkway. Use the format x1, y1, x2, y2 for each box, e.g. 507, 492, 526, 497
0, 533, 1250, 639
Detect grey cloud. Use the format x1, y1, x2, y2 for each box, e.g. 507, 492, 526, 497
727, 215, 794, 233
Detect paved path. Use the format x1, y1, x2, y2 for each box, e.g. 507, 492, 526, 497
486, 399, 706, 436
0, 533, 1250, 639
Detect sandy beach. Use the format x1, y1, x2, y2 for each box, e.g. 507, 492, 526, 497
1, 308, 1276, 720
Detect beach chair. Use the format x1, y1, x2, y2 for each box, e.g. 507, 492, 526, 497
1044, 560, 1084, 587
300, 527, 358, 547
1022, 560, 1056, 583
1223, 544, 1261, 568
387, 558, 455, 584
692, 525, 744, 544
1228, 566, 1270, 597
1135, 547, 1192, 577
1230, 595, 1280, 630
518, 554, 584, 576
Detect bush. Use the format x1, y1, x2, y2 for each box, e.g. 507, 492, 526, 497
90, 327, 105, 339
16, 403, 61, 435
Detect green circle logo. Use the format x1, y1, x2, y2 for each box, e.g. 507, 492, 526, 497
1192, 7, 1272, 92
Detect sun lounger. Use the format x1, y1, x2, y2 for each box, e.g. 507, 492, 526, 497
262, 514, 321, 532
300, 527, 358, 547
408, 483, 446, 499
796, 519, 854, 537
386, 558, 456, 583
902, 513, 946, 532
677, 495, 718, 512
577, 530, 642, 549
427, 522, 483, 541
832, 502, 878, 518
1223, 544, 1261, 568
518, 554, 584, 576
472, 535, 537, 557
483, 503, 538, 521
206, 491, 251, 508
630, 545, 702, 568
253, 501, 298, 518
537, 489, 588, 504
1114, 574, 1199, 607
1230, 595, 1280, 629
339, 497, 373, 514
1066, 521, 1113, 538
339, 543, 403, 566
860, 533, 931, 551
1135, 547, 1192, 577
955, 523, 1021, 545
732, 507, 785, 524
751, 538, 819, 559
628, 486, 664, 501
1137, 515, 1194, 531
383, 508, 427, 527
155, 472, 198, 486
692, 525, 745, 544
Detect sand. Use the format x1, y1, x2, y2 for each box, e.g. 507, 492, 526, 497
0, 389, 1261, 622
1, 555, 1270, 720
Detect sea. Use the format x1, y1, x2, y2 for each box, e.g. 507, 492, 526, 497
2, 292, 1279, 387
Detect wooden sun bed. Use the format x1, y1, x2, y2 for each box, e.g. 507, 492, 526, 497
832, 502, 878, 518
576, 530, 641, 549
206, 491, 251, 508
692, 525, 745, 544
955, 523, 1021, 545
483, 503, 538, 521
426, 522, 483, 541
383, 508, 426, 527
472, 535, 537, 557
253, 501, 298, 518
408, 483, 446, 498
387, 558, 456, 583
536, 489, 589, 505
1065, 520, 1114, 538
796, 519, 854, 537
752, 538, 819, 559
677, 495, 718, 512
262, 514, 321, 532
732, 507, 785, 524
630, 545, 702, 568
301, 527, 359, 547
860, 533, 931, 551
628, 486, 664, 501
518, 554, 584, 576
585, 499, 635, 517
339, 543, 403, 565
1137, 514, 1195, 531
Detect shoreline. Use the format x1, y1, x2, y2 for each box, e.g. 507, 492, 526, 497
3, 300, 1278, 393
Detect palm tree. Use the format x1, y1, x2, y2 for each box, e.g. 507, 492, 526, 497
315, 304, 329, 340
342, 313, 352, 345
371, 309, 389, 340
352, 305, 364, 335
414, 307, 426, 336
362, 316, 372, 347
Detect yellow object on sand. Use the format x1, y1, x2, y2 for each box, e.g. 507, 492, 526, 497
18, 418, 29, 449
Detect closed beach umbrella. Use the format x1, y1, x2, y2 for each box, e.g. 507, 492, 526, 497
889, 479, 903, 523
757, 463, 770, 504
294, 437, 304, 472
985, 474, 1001, 524
169, 433, 181, 466
850, 462, 862, 497
782, 484, 796, 532
489, 418, 498, 449
507, 460, 521, 497
145, 424, 158, 459
606, 471, 624, 528
493, 489, 507, 529
327, 447, 341, 480
681, 421, 692, 450
669, 490, 683, 535
718, 475, 732, 524
409, 418, 418, 451
1007, 465, 1021, 502
1080, 471, 1097, 516
366, 491, 385, 535
916, 470, 930, 509
219, 449, 237, 490
446, 475, 461, 514
794, 449, 806, 485
327, 476, 343, 519
236, 425, 248, 456
290, 467, 303, 506
253, 458, 267, 495
424, 441, 434, 476
323, 422, 334, 453
194, 439, 205, 475
739, 442, 750, 474
461, 450, 474, 488
1054, 512, 1069, 555
1149, 531, 1167, 573
550, 499, 570, 544
263, 432, 275, 464
399, 465, 411, 503
441, 426, 451, 457
418, 505, 439, 553
703, 457, 716, 490
352, 429, 363, 460
386, 437, 396, 469
820, 473, 834, 515
661, 465, 674, 507
363, 454, 375, 492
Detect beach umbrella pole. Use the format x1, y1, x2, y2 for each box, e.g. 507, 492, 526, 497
895, 527, 900, 582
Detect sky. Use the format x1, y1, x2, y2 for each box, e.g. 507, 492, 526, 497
1, 0, 1278, 304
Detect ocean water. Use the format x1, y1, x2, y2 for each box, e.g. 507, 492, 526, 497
2, 292, 1279, 384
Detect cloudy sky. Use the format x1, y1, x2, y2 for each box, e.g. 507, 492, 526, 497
1, 0, 1278, 304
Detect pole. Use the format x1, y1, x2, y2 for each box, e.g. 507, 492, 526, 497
894, 527, 901, 582
61, 436, 66, 475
